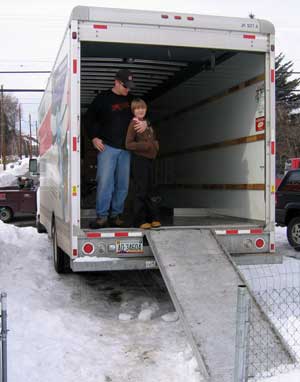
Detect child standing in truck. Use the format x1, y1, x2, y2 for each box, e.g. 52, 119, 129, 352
125, 98, 161, 229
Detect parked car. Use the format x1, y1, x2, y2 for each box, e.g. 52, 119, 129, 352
276, 169, 300, 250
0, 177, 37, 223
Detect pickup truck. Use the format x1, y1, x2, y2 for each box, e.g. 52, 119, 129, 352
0, 177, 37, 223
276, 169, 300, 250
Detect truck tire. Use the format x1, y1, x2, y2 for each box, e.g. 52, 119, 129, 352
0, 207, 13, 223
287, 217, 300, 251
51, 222, 70, 273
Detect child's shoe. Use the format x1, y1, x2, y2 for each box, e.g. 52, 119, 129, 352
139, 222, 151, 229
151, 221, 161, 228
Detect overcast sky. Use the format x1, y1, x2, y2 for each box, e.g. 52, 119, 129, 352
1, 0, 299, 133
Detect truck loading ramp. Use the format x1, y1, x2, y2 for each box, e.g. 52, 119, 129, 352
146, 229, 293, 382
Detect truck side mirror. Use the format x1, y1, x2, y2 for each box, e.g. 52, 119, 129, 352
29, 158, 38, 174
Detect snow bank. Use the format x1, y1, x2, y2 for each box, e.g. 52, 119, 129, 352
0, 221, 201, 382
0, 219, 37, 245
0, 171, 16, 187
0, 158, 30, 187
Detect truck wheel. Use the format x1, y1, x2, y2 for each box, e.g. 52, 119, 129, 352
0, 207, 13, 223
51, 222, 70, 273
287, 217, 300, 251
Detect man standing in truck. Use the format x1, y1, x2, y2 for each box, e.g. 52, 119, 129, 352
87, 69, 147, 228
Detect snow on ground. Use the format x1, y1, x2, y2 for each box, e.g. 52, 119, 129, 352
257, 368, 300, 382
0, 158, 30, 186
275, 226, 300, 260
1, 219, 300, 381
0, 221, 202, 382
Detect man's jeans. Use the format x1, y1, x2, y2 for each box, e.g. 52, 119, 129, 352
96, 145, 131, 218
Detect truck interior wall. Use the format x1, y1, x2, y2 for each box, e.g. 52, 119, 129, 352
80, 42, 266, 226
152, 53, 265, 221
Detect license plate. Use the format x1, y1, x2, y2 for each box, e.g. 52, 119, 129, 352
116, 239, 143, 254
146, 260, 157, 269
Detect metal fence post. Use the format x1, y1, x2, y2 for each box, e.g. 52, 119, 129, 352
234, 285, 250, 382
1, 293, 7, 382
0, 296, 1, 382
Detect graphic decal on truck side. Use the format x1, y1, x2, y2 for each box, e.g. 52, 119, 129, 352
39, 108, 52, 156
52, 55, 69, 220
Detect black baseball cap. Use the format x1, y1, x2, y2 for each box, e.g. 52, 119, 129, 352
115, 69, 135, 89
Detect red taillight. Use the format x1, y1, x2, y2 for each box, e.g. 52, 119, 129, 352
255, 238, 265, 249
161, 14, 169, 19
73, 249, 78, 257
174, 15, 182, 20
82, 243, 94, 255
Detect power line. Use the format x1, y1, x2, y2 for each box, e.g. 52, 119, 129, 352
0, 59, 52, 62
0, 71, 50, 74
2, 89, 44, 92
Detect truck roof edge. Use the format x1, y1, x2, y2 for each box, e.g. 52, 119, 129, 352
69, 5, 275, 35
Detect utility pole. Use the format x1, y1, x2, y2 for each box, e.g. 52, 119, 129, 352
19, 104, 22, 159
29, 113, 32, 159
0, 85, 6, 170
35, 121, 38, 156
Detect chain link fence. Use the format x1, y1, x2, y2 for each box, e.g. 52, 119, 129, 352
236, 257, 300, 381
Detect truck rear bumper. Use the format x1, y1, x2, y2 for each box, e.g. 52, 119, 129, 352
70, 256, 157, 272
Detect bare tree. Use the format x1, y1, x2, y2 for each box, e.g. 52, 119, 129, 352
0, 93, 22, 161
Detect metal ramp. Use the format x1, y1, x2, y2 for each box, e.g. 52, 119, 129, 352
146, 229, 292, 382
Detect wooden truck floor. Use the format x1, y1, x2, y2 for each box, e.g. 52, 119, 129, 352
80, 208, 263, 230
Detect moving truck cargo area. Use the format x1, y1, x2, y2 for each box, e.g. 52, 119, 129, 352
81, 44, 265, 226
37, 6, 276, 273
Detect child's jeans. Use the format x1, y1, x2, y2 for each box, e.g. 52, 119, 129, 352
131, 154, 159, 226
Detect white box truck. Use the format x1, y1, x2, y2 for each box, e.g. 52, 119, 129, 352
36, 6, 276, 273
